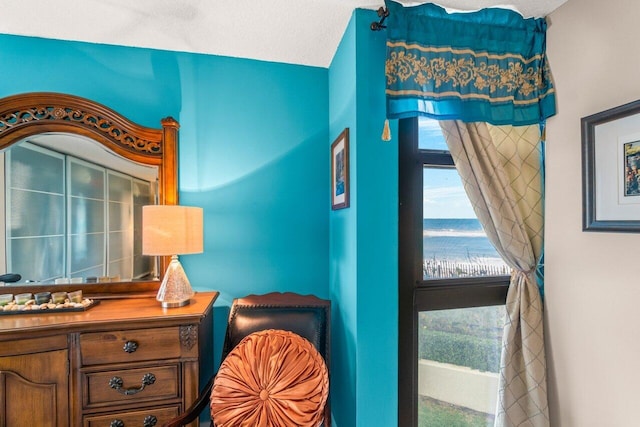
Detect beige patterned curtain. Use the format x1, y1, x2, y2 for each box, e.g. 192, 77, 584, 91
439, 120, 549, 427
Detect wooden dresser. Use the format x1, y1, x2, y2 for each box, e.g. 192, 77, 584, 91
0, 291, 218, 427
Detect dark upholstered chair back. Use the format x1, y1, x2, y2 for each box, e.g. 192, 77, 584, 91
222, 292, 331, 426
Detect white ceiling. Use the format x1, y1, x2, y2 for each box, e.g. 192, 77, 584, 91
0, 0, 567, 68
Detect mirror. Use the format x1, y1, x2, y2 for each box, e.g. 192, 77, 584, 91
0, 92, 178, 297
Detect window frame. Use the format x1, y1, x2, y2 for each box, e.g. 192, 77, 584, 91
398, 117, 510, 426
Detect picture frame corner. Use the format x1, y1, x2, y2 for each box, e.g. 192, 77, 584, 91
331, 128, 350, 210
582, 100, 640, 232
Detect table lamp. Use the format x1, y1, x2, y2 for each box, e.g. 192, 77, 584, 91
142, 205, 203, 308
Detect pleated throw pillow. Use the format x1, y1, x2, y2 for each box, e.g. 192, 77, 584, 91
210, 329, 329, 427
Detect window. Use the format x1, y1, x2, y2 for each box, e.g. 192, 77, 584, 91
6, 142, 154, 283
399, 117, 510, 427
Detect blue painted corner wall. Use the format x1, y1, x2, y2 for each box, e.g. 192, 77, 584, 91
328, 9, 399, 427
328, 13, 359, 427
1, 8, 399, 425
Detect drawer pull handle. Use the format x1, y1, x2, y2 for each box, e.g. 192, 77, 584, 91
109, 373, 156, 395
143, 415, 158, 427
107, 414, 157, 426
123, 340, 139, 353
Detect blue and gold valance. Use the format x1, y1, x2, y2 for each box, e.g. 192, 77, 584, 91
385, 0, 556, 125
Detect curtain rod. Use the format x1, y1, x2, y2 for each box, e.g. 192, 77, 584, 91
370, 7, 389, 31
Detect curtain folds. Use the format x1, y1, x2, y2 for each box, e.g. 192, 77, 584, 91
384, 0, 556, 125
384, 3, 555, 425
439, 121, 548, 427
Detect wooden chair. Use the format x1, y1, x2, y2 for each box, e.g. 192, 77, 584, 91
163, 292, 331, 427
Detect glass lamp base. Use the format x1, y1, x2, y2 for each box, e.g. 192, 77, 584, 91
160, 299, 191, 308
156, 255, 195, 308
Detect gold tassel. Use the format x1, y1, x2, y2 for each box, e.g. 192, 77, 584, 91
381, 119, 391, 142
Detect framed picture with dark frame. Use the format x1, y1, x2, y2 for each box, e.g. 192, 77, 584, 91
582, 99, 640, 232
331, 128, 350, 210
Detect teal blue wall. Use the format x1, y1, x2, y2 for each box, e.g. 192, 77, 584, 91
328, 9, 399, 427
0, 35, 182, 128
354, 9, 398, 427
2, 12, 399, 424
328, 14, 358, 427
0, 33, 329, 368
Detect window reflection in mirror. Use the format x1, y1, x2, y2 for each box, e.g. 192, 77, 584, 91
1, 133, 158, 285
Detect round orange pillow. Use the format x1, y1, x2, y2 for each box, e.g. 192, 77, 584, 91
210, 329, 329, 427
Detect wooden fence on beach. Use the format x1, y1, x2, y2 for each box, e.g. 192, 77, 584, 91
423, 259, 511, 279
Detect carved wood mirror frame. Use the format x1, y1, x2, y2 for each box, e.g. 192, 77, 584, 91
0, 92, 178, 297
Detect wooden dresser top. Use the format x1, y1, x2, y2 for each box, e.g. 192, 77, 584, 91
0, 291, 219, 339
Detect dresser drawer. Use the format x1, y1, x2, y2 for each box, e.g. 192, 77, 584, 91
83, 365, 180, 407
83, 405, 180, 427
80, 327, 182, 365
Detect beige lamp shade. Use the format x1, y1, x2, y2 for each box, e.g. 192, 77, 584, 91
142, 205, 203, 256
142, 205, 203, 308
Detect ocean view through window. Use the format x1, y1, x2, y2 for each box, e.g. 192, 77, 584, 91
420, 119, 509, 280
399, 117, 510, 426
422, 168, 510, 280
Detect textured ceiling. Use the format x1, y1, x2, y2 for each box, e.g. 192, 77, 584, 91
0, 0, 567, 68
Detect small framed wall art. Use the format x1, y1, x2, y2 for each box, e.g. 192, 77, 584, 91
582, 99, 640, 232
331, 128, 350, 210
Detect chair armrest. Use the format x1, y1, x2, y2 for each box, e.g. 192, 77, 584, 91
162, 375, 215, 427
